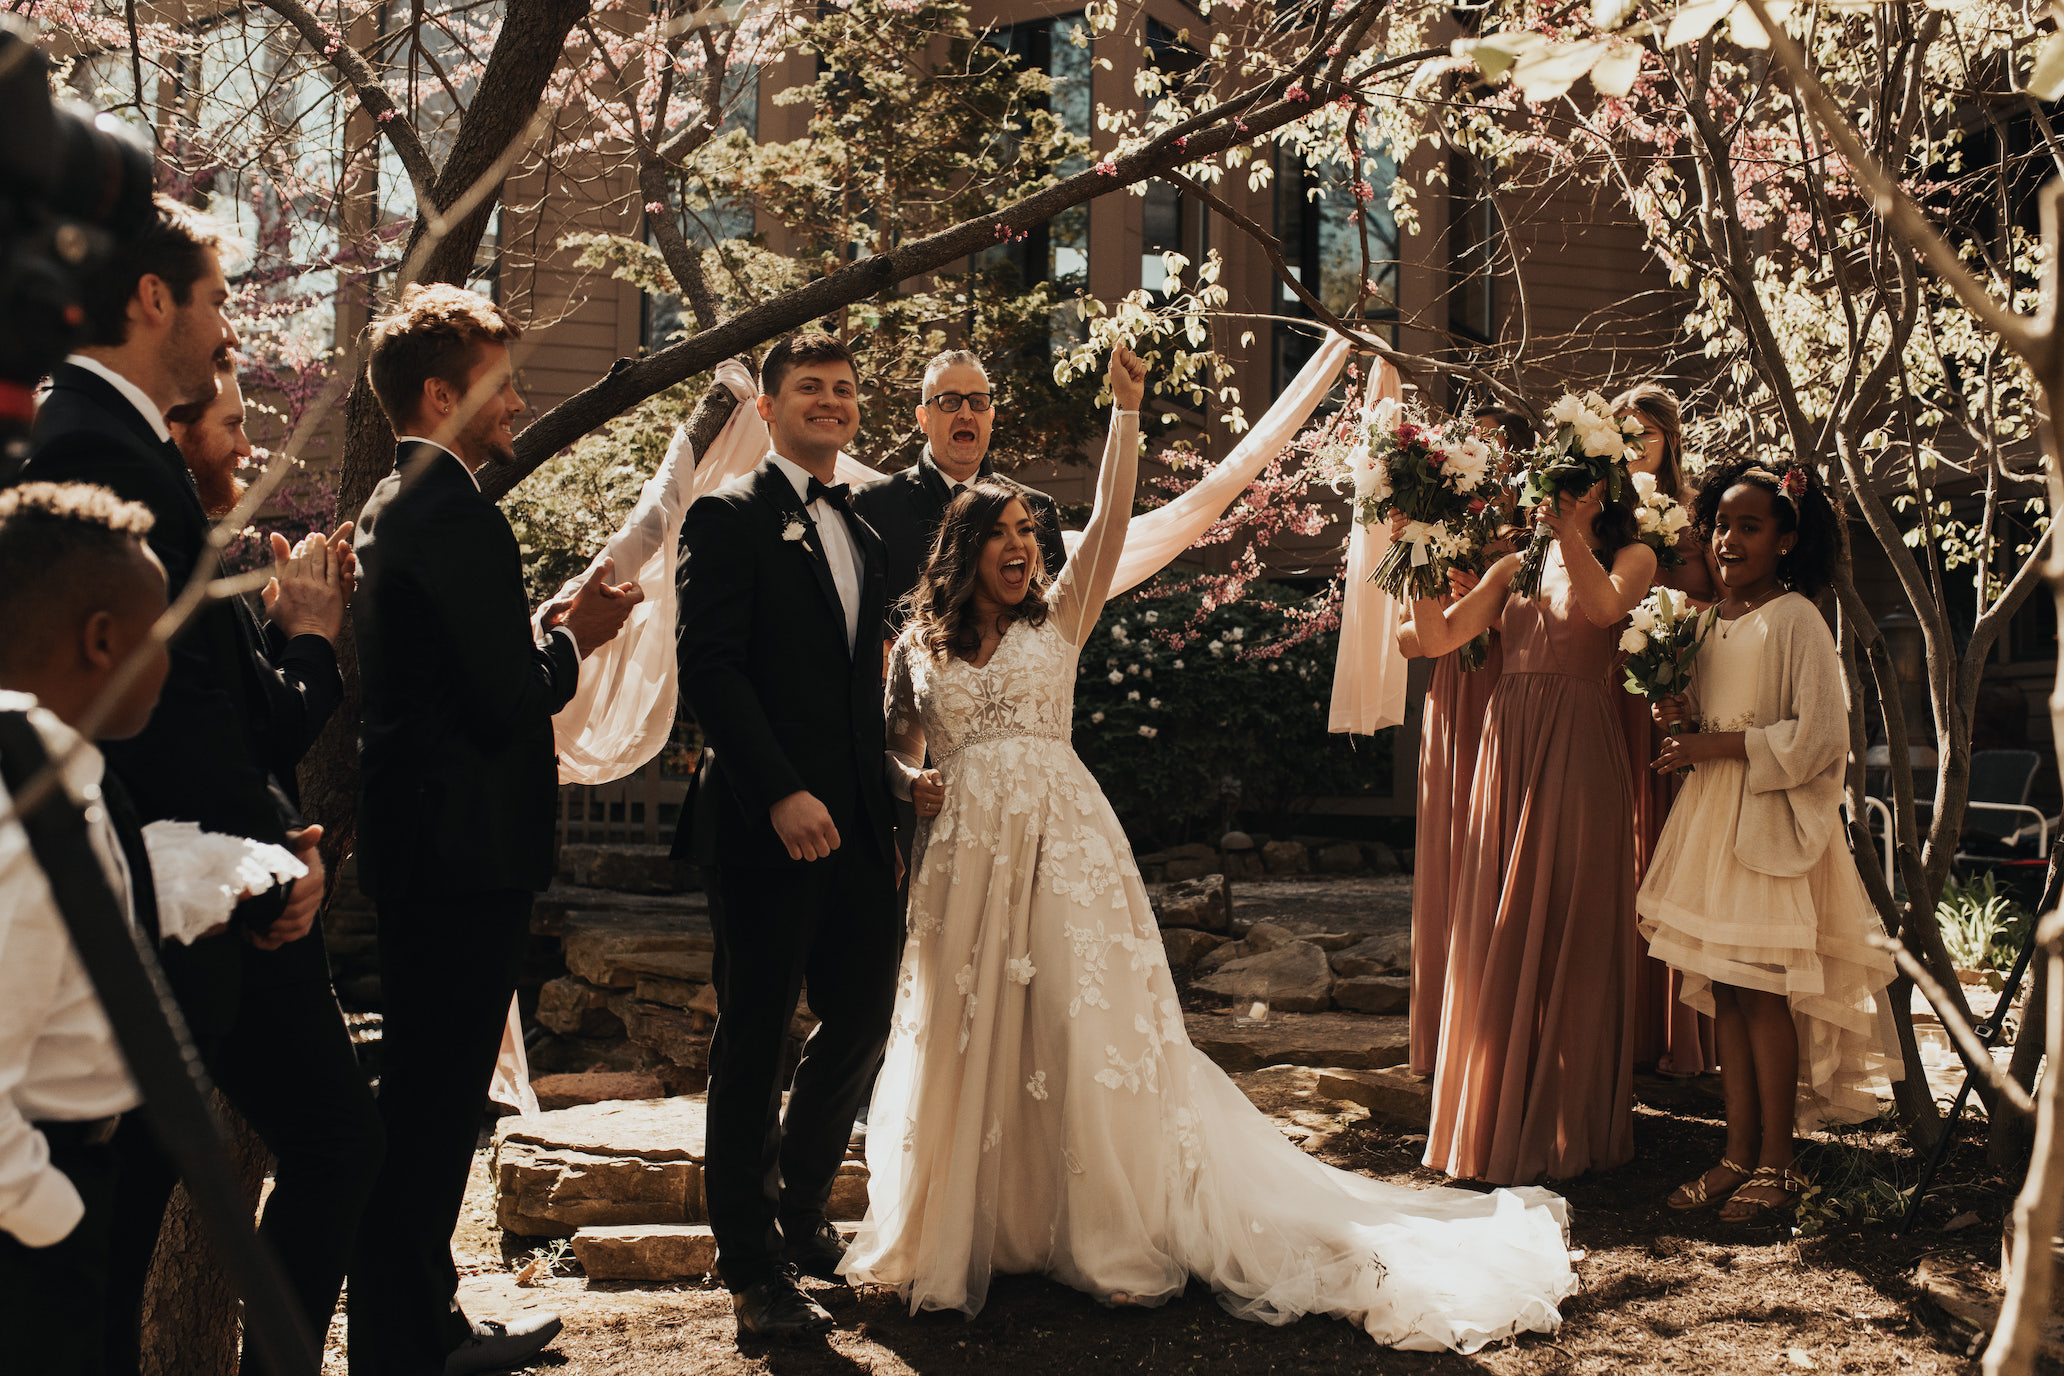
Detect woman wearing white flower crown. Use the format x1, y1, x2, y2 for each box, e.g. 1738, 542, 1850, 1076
1406, 428, 1656, 1185
1611, 383, 1721, 1080
840, 346, 1579, 1351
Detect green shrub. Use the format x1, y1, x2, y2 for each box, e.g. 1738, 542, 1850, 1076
1070, 573, 1392, 847
1936, 870, 2034, 974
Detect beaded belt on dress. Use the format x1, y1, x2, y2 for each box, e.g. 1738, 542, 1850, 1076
935, 726, 1068, 761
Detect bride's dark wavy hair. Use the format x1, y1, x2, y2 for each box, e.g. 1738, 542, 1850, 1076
905, 478, 1053, 660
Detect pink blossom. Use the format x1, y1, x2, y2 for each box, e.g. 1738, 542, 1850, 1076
645, 201, 666, 215
1286, 83, 1309, 103
1094, 159, 1117, 176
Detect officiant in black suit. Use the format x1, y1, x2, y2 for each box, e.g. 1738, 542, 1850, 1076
349, 284, 641, 1376
13, 195, 380, 1376
674, 332, 899, 1340
850, 348, 1068, 632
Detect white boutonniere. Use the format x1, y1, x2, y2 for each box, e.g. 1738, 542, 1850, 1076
782, 518, 809, 542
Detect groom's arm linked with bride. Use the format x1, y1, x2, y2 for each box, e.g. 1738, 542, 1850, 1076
674, 332, 902, 1339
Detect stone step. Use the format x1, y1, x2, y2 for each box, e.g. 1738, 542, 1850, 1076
1313, 1066, 1431, 1127
560, 910, 714, 989
571, 1222, 861, 1282
556, 843, 680, 894
492, 1095, 868, 1239
532, 885, 708, 939
1184, 1011, 1408, 1074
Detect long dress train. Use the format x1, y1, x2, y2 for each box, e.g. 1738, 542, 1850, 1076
841, 407, 1579, 1353
1425, 550, 1639, 1185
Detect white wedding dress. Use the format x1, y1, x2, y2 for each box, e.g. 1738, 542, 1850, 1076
839, 408, 1580, 1352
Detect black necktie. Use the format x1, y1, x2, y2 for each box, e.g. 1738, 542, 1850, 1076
808, 478, 851, 512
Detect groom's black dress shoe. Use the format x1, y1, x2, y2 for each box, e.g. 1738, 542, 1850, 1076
733, 1272, 834, 1339
443, 1311, 563, 1374
782, 1218, 849, 1282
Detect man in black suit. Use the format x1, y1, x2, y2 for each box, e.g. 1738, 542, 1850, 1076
849, 347, 1068, 630
349, 283, 640, 1376
676, 332, 899, 1339
15, 196, 382, 1376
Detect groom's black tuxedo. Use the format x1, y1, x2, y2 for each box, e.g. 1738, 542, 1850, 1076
349, 440, 582, 1374
675, 455, 899, 1294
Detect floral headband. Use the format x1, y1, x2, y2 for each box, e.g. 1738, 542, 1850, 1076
1740, 461, 1810, 505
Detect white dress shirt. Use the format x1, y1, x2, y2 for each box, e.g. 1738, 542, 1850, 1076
63, 355, 171, 443
0, 692, 141, 1248
767, 451, 862, 652
397, 435, 583, 659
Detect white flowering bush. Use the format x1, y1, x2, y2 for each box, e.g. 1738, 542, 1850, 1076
1071, 573, 1392, 846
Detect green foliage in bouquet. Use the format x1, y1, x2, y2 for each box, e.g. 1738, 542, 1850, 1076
1511, 392, 1644, 599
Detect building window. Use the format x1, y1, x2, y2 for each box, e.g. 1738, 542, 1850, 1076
1448, 150, 1497, 344
978, 15, 1093, 307
1272, 144, 1398, 394
1140, 20, 1206, 299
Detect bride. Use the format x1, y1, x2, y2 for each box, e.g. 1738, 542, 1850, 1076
838, 346, 1580, 1351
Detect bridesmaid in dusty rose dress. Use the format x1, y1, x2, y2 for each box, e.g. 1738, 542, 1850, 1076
1396, 408, 1530, 1078
1611, 384, 1719, 1078
1408, 480, 1657, 1185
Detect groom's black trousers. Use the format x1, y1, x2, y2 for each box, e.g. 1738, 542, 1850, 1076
704, 843, 899, 1293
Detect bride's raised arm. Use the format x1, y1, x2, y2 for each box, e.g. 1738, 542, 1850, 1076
1052, 345, 1148, 646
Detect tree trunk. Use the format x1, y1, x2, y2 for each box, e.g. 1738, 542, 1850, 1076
139, 1093, 271, 1376
1992, 952, 2048, 1168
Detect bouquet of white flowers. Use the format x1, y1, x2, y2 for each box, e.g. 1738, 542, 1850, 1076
1630, 471, 1692, 571
1349, 398, 1498, 601
1509, 391, 1644, 599
1620, 588, 1715, 766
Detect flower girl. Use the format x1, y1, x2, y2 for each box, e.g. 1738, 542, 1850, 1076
1637, 457, 1901, 1222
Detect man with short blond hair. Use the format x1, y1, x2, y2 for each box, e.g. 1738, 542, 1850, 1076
349, 281, 639, 1376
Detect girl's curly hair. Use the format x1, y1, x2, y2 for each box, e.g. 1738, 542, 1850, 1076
904, 478, 1053, 661
1691, 456, 1840, 598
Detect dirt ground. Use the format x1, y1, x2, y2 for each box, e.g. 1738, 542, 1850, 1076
317, 873, 2044, 1375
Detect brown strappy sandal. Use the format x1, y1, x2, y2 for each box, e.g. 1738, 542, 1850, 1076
1719, 1166, 1806, 1224
1667, 1158, 1753, 1211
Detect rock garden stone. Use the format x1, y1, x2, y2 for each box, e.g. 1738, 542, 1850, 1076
494, 1095, 868, 1238
1315, 842, 1364, 874
1239, 921, 1297, 953
1314, 1066, 1432, 1127
1192, 940, 1333, 1012
1329, 931, 1412, 977
1219, 830, 1255, 851
1161, 928, 1226, 968
571, 1223, 719, 1281
1153, 874, 1230, 931
532, 1071, 668, 1112
1260, 840, 1309, 875
1360, 841, 1403, 875
1332, 975, 1412, 1015
1196, 939, 1247, 973
535, 977, 624, 1038
562, 914, 715, 990
1183, 1011, 1409, 1074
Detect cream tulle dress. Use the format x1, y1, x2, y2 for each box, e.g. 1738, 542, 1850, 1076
839, 408, 1579, 1353
1636, 600, 1900, 1127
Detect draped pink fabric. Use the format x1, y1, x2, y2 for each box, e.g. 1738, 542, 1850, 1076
1327, 359, 1409, 734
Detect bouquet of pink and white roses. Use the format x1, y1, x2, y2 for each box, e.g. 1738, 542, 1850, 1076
1630, 471, 1691, 570
1620, 587, 1715, 765
1349, 398, 1499, 602
1509, 391, 1645, 599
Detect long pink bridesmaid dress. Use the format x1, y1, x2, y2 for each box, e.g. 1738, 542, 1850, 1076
1425, 550, 1639, 1185
1408, 638, 1503, 1078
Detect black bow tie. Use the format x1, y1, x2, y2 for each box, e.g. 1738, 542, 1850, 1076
807, 478, 851, 512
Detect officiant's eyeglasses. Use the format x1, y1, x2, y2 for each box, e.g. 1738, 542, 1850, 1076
925, 391, 993, 413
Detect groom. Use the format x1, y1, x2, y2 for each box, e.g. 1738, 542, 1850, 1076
676, 332, 898, 1339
